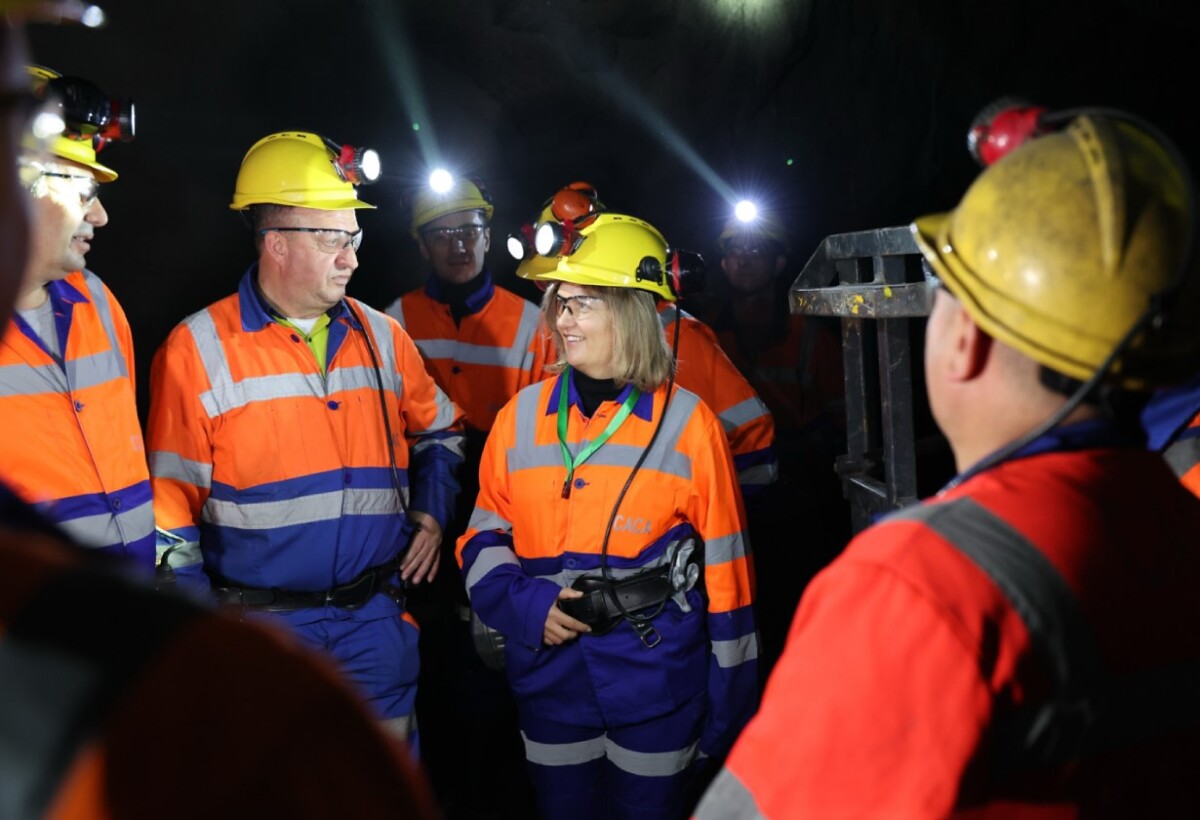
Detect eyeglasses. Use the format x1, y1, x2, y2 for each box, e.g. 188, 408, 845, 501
553, 294, 606, 318
261, 227, 363, 253
39, 171, 101, 208
423, 224, 485, 246
724, 244, 769, 259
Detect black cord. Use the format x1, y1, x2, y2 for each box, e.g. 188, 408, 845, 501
344, 300, 412, 521
595, 305, 684, 629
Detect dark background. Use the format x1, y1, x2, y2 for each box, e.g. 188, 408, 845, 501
26, 0, 1200, 419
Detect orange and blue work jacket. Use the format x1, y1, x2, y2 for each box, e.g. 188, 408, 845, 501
0, 270, 154, 570
658, 304, 777, 498
458, 372, 759, 759
386, 270, 553, 433
147, 267, 465, 593
1142, 374, 1200, 498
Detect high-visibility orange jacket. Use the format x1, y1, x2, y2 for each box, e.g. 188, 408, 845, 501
658, 304, 776, 497
0, 482, 439, 820
458, 371, 759, 760
695, 421, 1200, 818
0, 270, 154, 569
707, 305, 844, 438
386, 271, 553, 433
147, 267, 465, 593
1142, 376, 1200, 498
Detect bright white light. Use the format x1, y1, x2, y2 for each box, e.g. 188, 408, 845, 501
80, 4, 107, 27
734, 200, 758, 223
360, 149, 381, 182
507, 235, 526, 260
534, 222, 559, 256
428, 168, 453, 193
31, 110, 65, 140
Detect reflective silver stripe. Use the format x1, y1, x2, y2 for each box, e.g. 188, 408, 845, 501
158, 536, 204, 570
149, 450, 213, 489
887, 497, 1100, 691
466, 507, 512, 535
0, 362, 66, 395
81, 269, 128, 378
56, 512, 119, 547
200, 371, 325, 417
202, 488, 403, 530
1163, 436, 1200, 478
713, 634, 759, 669
41, 499, 152, 552
657, 304, 680, 329
739, 462, 778, 487
385, 298, 405, 327
513, 382, 544, 453
693, 767, 766, 820
465, 545, 522, 593
63, 349, 125, 392
607, 737, 698, 777
356, 301, 401, 396
326, 364, 386, 394
705, 531, 749, 565
536, 556, 672, 589
719, 396, 770, 433
186, 309, 237, 418
521, 732, 606, 766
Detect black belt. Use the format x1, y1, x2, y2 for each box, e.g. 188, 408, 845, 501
558, 567, 674, 633
213, 560, 400, 612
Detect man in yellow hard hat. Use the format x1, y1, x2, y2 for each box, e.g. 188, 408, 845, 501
146, 131, 465, 744
0, 6, 439, 818
0, 60, 154, 574
696, 109, 1200, 815
385, 173, 550, 816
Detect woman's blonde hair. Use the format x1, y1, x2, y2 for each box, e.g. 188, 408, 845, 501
541, 282, 673, 392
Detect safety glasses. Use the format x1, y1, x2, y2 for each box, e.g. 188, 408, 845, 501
423, 224, 485, 247
39, 171, 101, 208
553, 293, 606, 318
261, 227, 363, 253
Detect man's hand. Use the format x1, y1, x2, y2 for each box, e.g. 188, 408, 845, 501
543, 587, 592, 646
399, 511, 442, 584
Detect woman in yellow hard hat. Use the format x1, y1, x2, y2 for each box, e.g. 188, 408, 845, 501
457, 213, 759, 819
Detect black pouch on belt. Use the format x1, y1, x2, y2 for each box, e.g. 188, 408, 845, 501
558, 568, 674, 633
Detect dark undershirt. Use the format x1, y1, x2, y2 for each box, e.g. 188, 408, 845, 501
572, 368, 622, 418
439, 274, 488, 326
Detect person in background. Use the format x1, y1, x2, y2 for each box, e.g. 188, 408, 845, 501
386, 173, 546, 817
462, 212, 758, 819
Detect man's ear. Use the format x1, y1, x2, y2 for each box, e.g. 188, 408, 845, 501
416, 235, 431, 261
953, 308, 993, 381
482, 225, 491, 254
262, 229, 288, 264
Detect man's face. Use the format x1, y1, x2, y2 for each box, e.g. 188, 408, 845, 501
267, 206, 361, 318
26, 158, 107, 287
418, 209, 489, 285
720, 240, 783, 295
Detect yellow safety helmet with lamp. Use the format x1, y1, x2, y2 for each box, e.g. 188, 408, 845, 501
229, 131, 379, 211
523, 212, 706, 304
912, 113, 1198, 391
409, 175, 493, 237
26, 64, 130, 182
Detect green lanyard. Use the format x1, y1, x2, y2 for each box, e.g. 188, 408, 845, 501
557, 368, 642, 499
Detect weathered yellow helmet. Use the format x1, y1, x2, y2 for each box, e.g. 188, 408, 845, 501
27, 65, 117, 182
409, 176, 493, 237
230, 131, 375, 211
525, 213, 707, 303
912, 114, 1198, 390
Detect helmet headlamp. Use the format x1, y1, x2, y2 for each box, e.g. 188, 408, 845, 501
326, 138, 380, 186
40, 73, 133, 151
966, 97, 1050, 167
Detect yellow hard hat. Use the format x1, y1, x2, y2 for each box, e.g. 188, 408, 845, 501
717, 216, 791, 254
230, 131, 375, 211
912, 114, 1198, 390
410, 176, 493, 237
27, 65, 117, 182
526, 213, 706, 303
